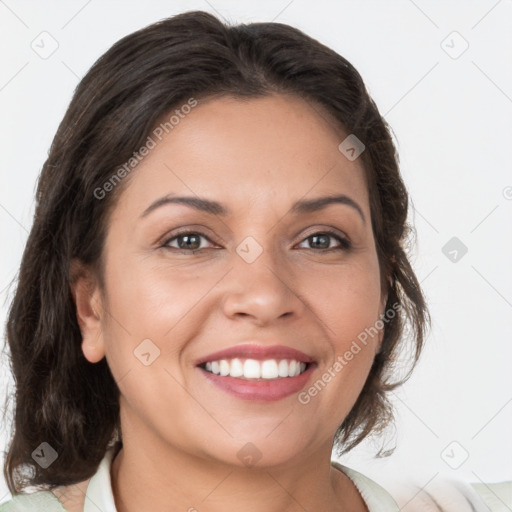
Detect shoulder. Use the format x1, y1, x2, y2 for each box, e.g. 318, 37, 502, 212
332, 461, 400, 511
49, 479, 90, 512
0, 491, 67, 511
470, 481, 512, 511
389, 477, 512, 511
0, 478, 91, 512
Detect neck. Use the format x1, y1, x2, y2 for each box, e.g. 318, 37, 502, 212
110, 438, 367, 512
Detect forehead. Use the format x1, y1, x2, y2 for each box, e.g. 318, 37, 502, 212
113, 93, 369, 218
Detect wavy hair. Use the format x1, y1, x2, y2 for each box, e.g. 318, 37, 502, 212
2, 10, 429, 494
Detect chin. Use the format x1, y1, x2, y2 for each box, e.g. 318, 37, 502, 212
202, 428, 320, 470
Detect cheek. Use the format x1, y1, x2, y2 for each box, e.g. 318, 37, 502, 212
99, 261, 195, 414
298, 259, 382, 410
103, 256, 200, 334
304, 258, 382, 345
100, 255, 223, 380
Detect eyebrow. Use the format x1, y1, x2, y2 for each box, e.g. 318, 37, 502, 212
140, 194, 366, 223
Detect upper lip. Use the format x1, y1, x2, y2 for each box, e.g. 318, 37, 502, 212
195, 344, 314, 366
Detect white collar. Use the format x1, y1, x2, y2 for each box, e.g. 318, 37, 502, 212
84, 446, 118, 512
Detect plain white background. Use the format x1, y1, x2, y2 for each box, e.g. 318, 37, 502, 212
1, 0, 511, 503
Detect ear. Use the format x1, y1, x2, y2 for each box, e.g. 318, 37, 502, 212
69, 259, 106, 363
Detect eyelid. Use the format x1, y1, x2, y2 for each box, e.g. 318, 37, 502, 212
299, 225, 349, 240
157, 223, 221, 243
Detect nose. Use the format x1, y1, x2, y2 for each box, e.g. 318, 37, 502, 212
220, 244, 306, 326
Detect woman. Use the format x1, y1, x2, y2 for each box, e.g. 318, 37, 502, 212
0, 10, 433, 511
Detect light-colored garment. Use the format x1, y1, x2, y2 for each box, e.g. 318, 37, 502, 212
0, 446, 399, 511
332, 462, 400, 510
0, 447, 509, 511
391, 477, 512, 512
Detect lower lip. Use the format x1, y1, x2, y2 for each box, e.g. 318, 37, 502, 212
199, 365, 315, 401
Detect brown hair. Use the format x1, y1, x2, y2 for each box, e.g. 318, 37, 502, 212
2, 10, 429, 494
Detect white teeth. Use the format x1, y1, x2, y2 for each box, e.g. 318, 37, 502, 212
229, 358, 243, 377
278, 360, 289, 377
261, 360, 279, 379
203, 358, 308, 379
243, 359, 261, 379
219, 359, 230, 376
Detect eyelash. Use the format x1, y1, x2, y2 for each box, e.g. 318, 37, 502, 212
160, 229, 351, 254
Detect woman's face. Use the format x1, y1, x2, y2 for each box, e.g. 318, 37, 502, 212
80, 93, 386, 468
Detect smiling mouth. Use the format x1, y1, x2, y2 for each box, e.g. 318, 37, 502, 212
199, 358, 309, 380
